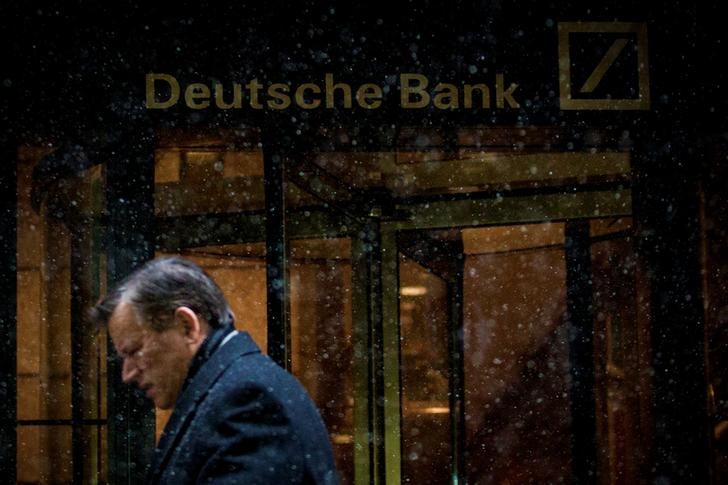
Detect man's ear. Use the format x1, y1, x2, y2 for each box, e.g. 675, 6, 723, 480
173, 306, 206, 344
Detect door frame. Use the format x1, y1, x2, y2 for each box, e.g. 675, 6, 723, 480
378, 188, 632, 484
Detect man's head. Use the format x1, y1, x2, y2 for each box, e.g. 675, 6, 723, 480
90, 256, 233, 409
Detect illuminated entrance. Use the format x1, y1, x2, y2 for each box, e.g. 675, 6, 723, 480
13, 125, 661, 483
4, 1, 725, 483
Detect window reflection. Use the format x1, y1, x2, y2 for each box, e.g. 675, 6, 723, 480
290, 238, 354, 483
590, 217, 651, 483
463, 223, 572, 484
17, 146, 107, 484
400, 255, 451, 484
395, 222, 648, 484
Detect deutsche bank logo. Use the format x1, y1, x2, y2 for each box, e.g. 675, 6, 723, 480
558, 22, 650, 110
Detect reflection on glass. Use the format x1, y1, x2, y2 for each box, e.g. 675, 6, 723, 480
290, 238, 354, 484
463, 222, 573, 484
400, 255, 451, 484
17, 146, 107, 484
154, 132, 265, 217
590, 217, 651, 483
17, 426, 73, 483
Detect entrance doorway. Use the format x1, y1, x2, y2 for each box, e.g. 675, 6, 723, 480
394, 217, 647, 484
13, 127, 651, 484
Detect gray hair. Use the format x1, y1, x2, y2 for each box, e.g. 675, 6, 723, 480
89, 256, 233, 331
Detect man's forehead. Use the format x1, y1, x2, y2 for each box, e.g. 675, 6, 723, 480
108, 302, 143, 339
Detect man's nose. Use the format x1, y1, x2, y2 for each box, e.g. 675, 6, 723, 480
121, 358, 139, 384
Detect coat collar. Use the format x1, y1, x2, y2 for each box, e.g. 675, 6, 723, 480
146, 331, 261, 483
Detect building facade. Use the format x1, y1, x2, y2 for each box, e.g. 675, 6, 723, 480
1, 1, 726, 484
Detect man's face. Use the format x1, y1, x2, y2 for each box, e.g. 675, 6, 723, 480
108, 302, 197, 410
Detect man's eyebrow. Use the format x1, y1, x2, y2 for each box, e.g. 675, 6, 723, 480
115, 343, 136, 358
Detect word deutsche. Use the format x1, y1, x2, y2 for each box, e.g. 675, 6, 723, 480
145, 73, 520, 110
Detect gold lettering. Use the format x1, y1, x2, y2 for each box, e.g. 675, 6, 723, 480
325, 74, 352, 108
400, 74, 430, 108
246, 79, 263, 109
267, 83, 291, 109
433, 83, 459, 109
356, 84, 382, 109
185, 83, 211, 109
295, 83, 322, 109
145, 73, 179, 109
463, 84, 490, 108
496, 74, 520, 109
214, 83, 242, 109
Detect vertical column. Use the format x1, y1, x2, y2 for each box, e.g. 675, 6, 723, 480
634, 146, 710, 482
352, 217, 390, 485
635, 2, 709, 479
352, 222, 376, 485
263, 136, 291, 369
447, 248, 465, 485
70, 217, 104, 483
106, 140, 156, 484
380, 226, 401, 485
565, 220, 598, 483
0, 139, 17, 484
70, 225, 89, 484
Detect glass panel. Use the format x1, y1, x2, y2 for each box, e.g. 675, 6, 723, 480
17, 425, 108, 484
17, 148, 73, 420
289, 237, 354, 484
154, 130, 265, 218
463, 222, 573, 483
97, 325, 108, 422
17, 145, 114, 484
17, 425, 73, 484
399, 255, 451, 484
76, 232, 108, 423
590, 217, 651, 483
79, 425, 107, 485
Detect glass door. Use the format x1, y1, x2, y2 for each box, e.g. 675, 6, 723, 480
460, 222, 573, 483
14, 144, 128, 484
287, 126, 641, 484
398, 239, 461, 484
380, 191, 649, 484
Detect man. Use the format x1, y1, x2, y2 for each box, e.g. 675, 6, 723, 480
90, 256, 339, 484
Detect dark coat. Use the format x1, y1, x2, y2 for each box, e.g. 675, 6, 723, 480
146, 331, 340, 484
